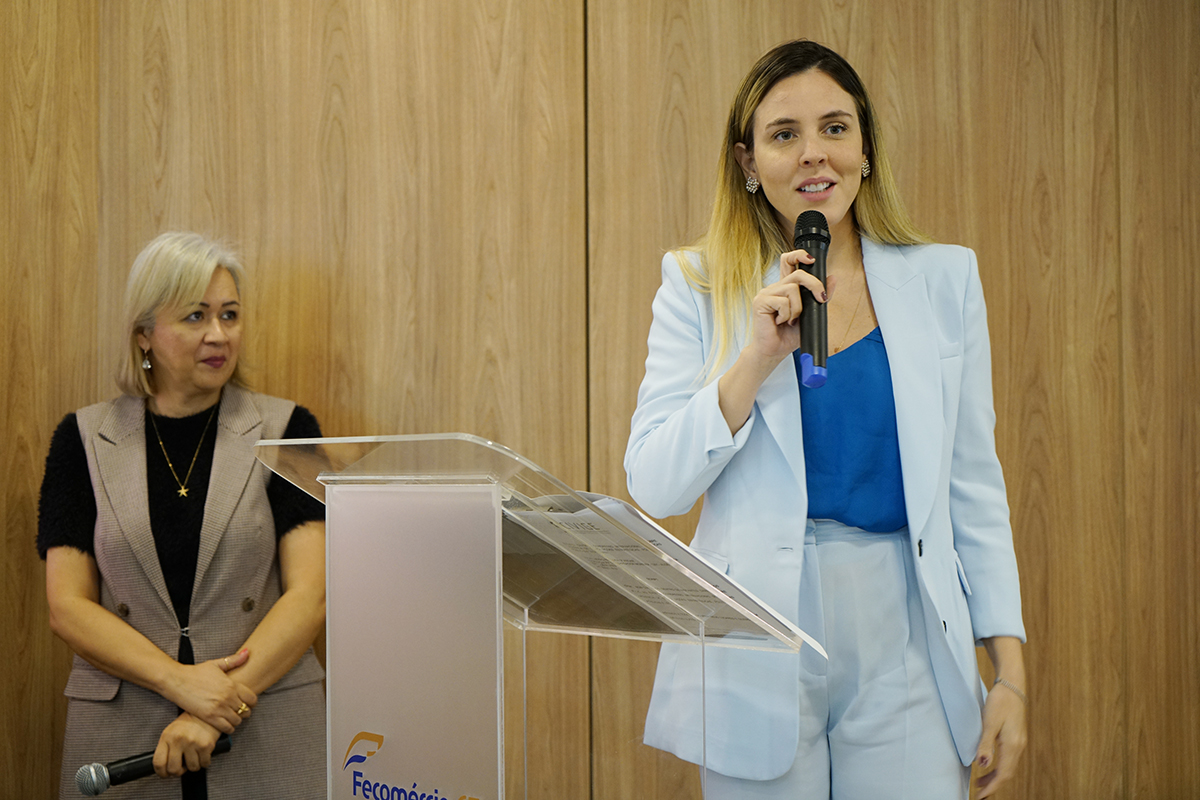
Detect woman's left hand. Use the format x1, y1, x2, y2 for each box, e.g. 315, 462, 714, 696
974, 678, 1028, 797
152, 712, 222, 778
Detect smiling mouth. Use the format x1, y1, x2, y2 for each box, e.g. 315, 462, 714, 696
800, 182, 833, 193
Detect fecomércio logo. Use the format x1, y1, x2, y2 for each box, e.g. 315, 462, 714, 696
343, 732, 481, 800
343, 731, 385, 770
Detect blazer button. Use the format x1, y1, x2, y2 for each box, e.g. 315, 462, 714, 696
241, 597, 256, 612
116, 603, 130, 617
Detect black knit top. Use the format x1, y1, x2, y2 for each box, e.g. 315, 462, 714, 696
36, 401, 326, 630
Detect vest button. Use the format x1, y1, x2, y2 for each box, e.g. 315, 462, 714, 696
241, 597, 255, 612
116, 603, 129, 617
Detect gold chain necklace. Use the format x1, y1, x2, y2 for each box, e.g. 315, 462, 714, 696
833, 272, 868, 353
148, 404, 218, 498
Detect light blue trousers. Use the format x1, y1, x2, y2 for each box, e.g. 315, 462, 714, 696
705, 521, 969, 800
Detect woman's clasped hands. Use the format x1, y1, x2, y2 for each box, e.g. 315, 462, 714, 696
163, 647, 257, 734
153, 647, 255, 777
153, 712, 222, 778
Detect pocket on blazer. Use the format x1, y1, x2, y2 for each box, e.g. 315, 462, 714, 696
939, 344, 964, 417
953, 552, 973, 596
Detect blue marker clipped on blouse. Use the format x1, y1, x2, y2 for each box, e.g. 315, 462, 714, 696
794, 210, 830, 387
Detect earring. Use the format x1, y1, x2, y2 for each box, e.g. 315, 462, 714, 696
142, 350, 152, 370
745, 175, 760, 194
861, 158, 871, 178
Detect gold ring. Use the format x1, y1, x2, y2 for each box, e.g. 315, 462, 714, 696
223, 657, 230, 669
236, 702, 250, 716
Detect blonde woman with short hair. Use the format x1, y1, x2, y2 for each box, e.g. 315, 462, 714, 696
40, 232, 327, 799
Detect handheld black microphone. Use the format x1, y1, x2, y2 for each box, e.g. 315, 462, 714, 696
793, 210, 830, 387
75, 734, 231, 796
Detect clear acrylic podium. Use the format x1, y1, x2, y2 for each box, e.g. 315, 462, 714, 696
255, 433, 822, 800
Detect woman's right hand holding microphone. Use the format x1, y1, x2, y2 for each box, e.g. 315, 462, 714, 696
718, 248, 829, 433
747, 248, 830, 360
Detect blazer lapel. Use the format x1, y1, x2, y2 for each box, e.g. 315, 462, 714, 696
194, 385, 262, 590
751, 260, 807, 492
93, 397, 176, 615
863, 239, 943, 536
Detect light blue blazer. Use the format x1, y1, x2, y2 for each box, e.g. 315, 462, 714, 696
625, 239, 1025, 779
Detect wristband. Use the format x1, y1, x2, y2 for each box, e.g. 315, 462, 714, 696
993, 677, 1028, 705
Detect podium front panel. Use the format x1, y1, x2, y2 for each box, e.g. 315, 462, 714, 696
326, 484, 504, 800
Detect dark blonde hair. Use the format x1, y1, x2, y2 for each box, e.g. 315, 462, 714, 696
117, 232, 248, 397
682, 39, 928, 375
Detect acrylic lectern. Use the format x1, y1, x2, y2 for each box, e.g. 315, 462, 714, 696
255, 433, 822, 800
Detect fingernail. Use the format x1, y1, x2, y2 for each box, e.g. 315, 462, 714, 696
820, 291, 828, 302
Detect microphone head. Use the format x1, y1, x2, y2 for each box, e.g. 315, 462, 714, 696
75, 762, 110, 796
794, 210, 830, 247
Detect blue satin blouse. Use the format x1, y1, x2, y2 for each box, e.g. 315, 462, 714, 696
796, 326, 908, 532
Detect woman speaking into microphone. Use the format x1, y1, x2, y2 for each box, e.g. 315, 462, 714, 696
625, 40, 1028, 799
38, 232, 327, 799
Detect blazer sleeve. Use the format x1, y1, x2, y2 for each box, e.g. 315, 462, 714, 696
948, 251, 1026, 642
625, 253, 754, 518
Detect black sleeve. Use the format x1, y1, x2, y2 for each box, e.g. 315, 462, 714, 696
267, 405, 327, 539
37, 413, 98, 559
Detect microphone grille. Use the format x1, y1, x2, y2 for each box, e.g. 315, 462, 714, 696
75, 763, 110, 796
796, 210, 829, 233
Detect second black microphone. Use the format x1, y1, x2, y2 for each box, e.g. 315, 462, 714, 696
76, 734, 232, 796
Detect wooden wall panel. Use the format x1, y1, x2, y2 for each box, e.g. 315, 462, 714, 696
1119, 0, 1200, 795
96, 0, 590, 473
931, 3, 1126, 797
0, 1, 98, 796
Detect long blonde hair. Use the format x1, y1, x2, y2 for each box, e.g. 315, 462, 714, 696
116, 232, 248, 397
681, 40, 929, 376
